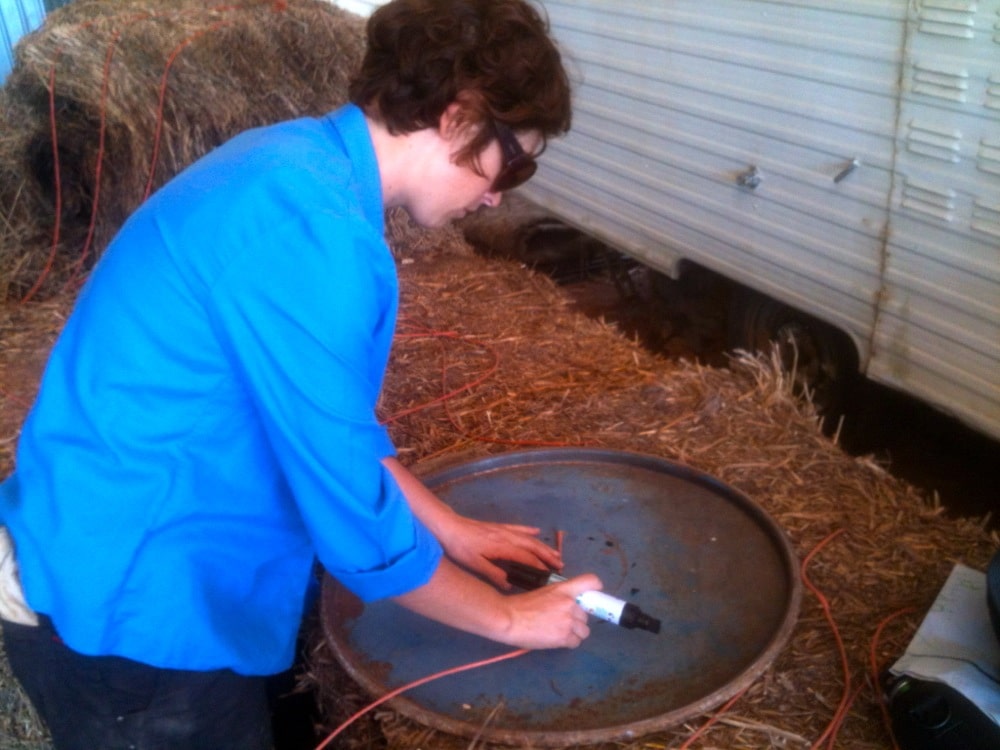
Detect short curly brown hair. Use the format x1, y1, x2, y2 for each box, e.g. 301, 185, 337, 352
349, 0, 572, 170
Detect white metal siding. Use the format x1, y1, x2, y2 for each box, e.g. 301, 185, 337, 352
521, 0, 907, 359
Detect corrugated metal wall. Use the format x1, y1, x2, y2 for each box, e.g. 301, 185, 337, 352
1, 0, 70, 81
1, 0, 45, 81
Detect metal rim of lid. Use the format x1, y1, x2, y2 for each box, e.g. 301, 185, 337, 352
321, 447, 803, 747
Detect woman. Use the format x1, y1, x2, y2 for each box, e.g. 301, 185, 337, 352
0, 1, 601, 748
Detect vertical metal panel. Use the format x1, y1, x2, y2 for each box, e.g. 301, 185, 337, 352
1, 0, 45, 81
871, 0, 1000, 436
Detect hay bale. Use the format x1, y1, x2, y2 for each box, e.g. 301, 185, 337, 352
0, 0, 365, 301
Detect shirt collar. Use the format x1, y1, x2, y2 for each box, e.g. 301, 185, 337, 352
326, 103, 384, 233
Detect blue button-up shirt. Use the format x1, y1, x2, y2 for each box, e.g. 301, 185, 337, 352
0, 104, 442, 675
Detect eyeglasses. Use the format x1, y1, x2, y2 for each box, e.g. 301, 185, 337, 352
491, 121, 538, 193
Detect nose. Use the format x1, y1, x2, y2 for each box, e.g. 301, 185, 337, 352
482, 190, 503, 209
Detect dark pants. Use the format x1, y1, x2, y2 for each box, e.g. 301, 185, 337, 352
2, 615, 273, 750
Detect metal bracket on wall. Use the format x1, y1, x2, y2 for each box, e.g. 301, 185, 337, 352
736, 165, 762, 190
834, 158, 861, 183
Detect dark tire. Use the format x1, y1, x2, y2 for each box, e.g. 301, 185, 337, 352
727, 288, 858, 418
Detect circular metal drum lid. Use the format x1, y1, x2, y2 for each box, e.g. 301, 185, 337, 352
321, 448, 801, 746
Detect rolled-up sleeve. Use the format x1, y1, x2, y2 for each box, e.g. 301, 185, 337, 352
205, 206, 442, 601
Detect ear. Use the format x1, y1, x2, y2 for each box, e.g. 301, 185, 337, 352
437, 102, 467, 141
439, 89, 486, 139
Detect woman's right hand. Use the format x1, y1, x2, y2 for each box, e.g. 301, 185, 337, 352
393, 558, 602, 650
499, 573, 603, 649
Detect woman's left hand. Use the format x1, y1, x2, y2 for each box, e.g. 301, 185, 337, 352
382, 456, 562, 588
436, 515, 563, 588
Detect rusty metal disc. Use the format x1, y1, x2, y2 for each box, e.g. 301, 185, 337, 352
321, 448, 801, 746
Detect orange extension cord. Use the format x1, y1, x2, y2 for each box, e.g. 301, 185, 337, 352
313, 648, 529, 750
19, 1, 280, 303
308, 526, 906, 749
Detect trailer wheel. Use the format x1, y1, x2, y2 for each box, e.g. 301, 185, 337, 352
727, 289, 858, 418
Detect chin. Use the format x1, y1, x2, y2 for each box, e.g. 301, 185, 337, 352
404, 208, 448, 229
422, 216, 452, 229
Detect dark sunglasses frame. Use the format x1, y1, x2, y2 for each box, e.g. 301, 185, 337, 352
491, 121, 538, 193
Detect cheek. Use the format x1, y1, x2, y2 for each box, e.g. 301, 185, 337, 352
479, 144, 504, 185
449, 162, 491, 204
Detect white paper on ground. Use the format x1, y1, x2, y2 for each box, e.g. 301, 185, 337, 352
891, 563, 1000, 725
